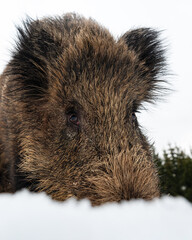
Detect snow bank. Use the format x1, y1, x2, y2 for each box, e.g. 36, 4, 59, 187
0, 190, 192, 240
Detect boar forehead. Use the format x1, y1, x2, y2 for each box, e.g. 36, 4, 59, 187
48, 39, 141, 108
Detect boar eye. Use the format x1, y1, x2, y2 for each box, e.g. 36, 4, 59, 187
69, 114, 79, 126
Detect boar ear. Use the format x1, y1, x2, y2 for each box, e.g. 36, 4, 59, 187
120, 28, 167, 103
8, 18, 62, 103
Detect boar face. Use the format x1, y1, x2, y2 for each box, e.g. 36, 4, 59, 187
0, 14, 166, 205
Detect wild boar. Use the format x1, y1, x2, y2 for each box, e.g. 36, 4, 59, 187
0, 13, 166, 205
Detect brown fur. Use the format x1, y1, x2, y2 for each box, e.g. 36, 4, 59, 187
0, 13, 166, 205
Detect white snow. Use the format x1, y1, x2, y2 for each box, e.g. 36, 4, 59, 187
0, 190, 192, 240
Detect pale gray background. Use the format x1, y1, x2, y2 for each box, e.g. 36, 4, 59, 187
0, 0, 191, 154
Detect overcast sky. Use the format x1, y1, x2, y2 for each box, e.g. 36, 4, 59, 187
0, 0, 191, 153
